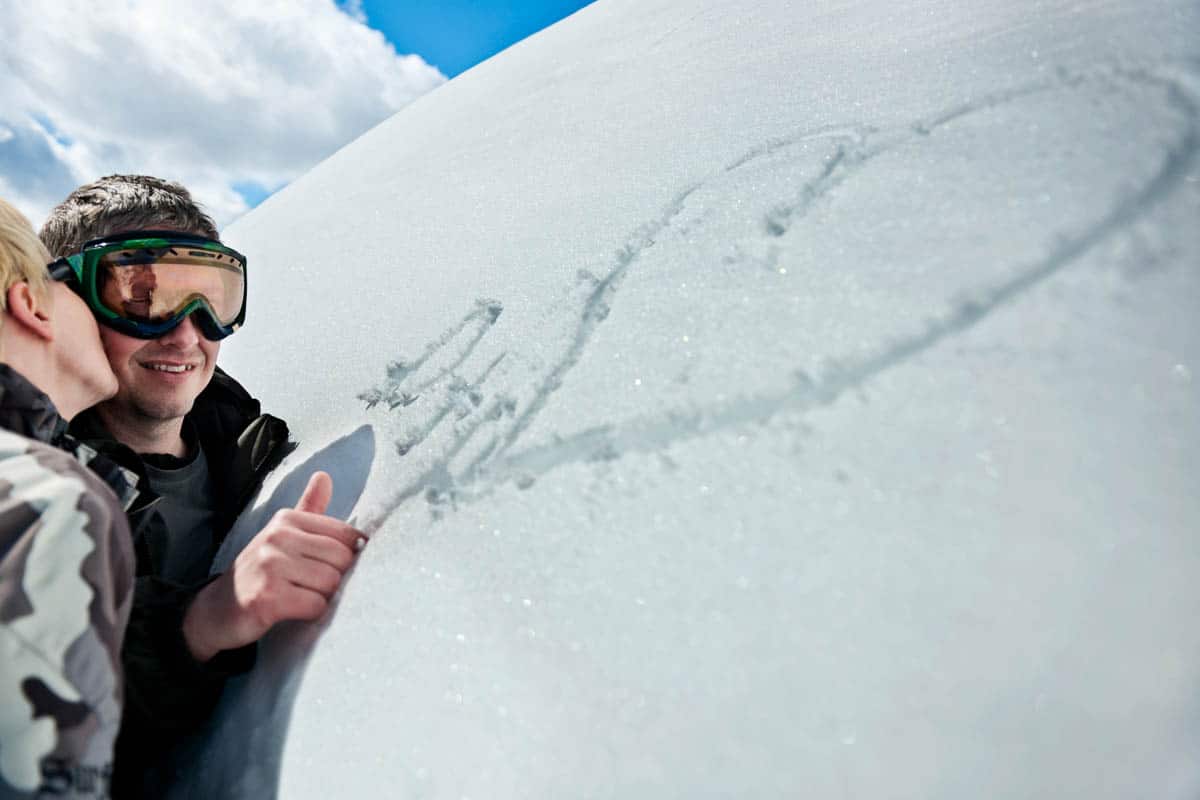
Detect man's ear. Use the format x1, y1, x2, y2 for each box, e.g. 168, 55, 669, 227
5, 282, 54, 342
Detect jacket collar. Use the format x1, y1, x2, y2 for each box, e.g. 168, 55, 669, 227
0, 363, 140, 509
68, 366, 290, 533
0, 363, 69, 445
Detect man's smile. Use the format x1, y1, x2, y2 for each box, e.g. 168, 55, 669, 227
139, 359, 201, 375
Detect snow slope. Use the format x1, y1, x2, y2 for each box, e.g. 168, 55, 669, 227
172, 0, 1200, 797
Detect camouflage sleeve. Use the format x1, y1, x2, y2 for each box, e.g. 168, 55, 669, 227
0, 432, 135, 799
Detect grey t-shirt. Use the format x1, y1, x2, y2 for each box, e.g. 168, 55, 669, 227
144, 445, 217, 586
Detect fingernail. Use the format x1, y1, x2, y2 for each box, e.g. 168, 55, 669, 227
355, 536, 368, 552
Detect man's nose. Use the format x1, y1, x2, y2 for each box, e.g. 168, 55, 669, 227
157, 313, 202, 348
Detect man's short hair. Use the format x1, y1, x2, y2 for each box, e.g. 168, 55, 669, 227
40, 175, 219, 258
0, 198, 52, 317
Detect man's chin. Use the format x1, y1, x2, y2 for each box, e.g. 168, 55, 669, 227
128, 391, 197, 422
128, 374, 208, 418
134, 401, 195, 422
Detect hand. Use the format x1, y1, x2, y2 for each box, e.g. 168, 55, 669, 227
182, 471, 364, 663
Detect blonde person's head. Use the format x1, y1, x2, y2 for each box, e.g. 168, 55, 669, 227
0, 198, 52, 318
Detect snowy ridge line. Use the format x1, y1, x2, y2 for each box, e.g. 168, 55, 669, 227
358, 298, 503, 409
482, 64, 1200, 488
357, 61, 1198, 528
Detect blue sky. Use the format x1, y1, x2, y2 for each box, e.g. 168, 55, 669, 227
0, 1, 594, 227
360, 1, 595, 78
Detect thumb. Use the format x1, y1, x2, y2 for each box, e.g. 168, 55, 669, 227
295, 471, 333, 515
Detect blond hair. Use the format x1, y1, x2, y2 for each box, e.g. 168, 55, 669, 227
0, 198, 52, 317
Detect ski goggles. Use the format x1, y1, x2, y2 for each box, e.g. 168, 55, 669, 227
48, 230, 247, 340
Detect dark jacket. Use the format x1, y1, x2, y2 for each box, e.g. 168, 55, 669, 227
69, 367, 292, 798
0, 363, 137, 799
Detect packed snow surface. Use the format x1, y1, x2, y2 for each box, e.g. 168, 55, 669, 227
172, 0, 1199, 797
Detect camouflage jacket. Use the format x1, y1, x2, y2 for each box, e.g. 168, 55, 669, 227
0, 364, 138, 799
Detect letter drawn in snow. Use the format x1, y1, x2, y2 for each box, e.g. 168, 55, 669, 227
357, 62, 1199, 531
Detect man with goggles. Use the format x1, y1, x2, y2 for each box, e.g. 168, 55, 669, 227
41, 175, 363, 797
49, 230, 247, 342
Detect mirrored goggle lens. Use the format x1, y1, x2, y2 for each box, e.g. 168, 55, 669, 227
96, 247, 245, 325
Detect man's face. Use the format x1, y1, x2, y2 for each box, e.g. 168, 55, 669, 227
99, 313, 219, 423
50, 282, 119, 406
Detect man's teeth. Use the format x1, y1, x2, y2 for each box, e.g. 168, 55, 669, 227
147, 364, 194, 373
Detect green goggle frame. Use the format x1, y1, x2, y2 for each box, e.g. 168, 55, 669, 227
49, 230, 247, 341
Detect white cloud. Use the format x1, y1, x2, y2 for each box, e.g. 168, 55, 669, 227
338, 0, 368, 24
0, 0, 445, 229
